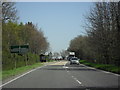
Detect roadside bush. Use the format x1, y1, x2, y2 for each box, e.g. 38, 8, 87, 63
2, 51, 40, 71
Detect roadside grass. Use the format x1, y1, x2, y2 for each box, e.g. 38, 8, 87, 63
2, 60, 55, 81
47, 59, 55, 62
0, 71, 2, 81
2, 62, 44, 80
80, 60, 120, 74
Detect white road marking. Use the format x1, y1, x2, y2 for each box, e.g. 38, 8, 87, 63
71, 75, 82, 85
81, 64, 120, 77
88, 67, 95, 69
101, 70, 120, 76
63, 66, 69, 68
67, 71, 69, 72
1, 61, 69, 87
64, 62, 83, 85
113, 73, 120, 76
76, 79, 82, 85
0, 65, 47, 88
73, 77, 77, 80
73, 77, 82, 85
96, 68, 120, 76
63, 61, 69, 69
102, 71, 110, 74
63, 61, 68, 66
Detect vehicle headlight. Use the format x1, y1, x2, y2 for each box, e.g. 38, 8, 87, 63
76, 61, 79, 63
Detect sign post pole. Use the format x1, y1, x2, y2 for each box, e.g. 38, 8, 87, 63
25, 54, 27, 66
10, 44, 29, 67
14, 53, 16, 69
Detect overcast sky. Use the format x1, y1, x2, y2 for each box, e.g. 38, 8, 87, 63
16, 2, 93, 53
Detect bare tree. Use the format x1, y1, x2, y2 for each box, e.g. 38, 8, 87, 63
53, 52, 60, 59
68, 2, 120, 65
86, 2, 120, 65
2, 2, 19, 22
60, 50, 68, 59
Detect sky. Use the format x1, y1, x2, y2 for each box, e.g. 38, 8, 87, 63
16, 2, 93, 53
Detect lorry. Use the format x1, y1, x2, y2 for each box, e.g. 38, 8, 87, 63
67, 52, 75, 61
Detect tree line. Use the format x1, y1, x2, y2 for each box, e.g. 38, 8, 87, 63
68, 2, 120, 66
2, 2, 49, 70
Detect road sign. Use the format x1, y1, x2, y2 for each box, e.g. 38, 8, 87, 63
10, 45, 20, 53
19, 45, 29, 54
10, 45, 29, 54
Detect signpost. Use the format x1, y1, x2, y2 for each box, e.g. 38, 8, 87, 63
10, 44, 29, 68
10, 45, 20, 53
10, 45, 29, 54
20, 45, 29, 54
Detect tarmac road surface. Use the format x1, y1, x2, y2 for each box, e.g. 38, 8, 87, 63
2, 60, 119, 90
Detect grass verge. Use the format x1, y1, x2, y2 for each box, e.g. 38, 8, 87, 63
2, 60, 55, 81
2, 62, 44, 80
80, 60, 120, 74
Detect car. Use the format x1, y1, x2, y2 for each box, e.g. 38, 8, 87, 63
70, 57, 80, 65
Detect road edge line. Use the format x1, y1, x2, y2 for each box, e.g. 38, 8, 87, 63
81, 64, 120, 76
0, 65, 47, 88
1, 61, 64, 87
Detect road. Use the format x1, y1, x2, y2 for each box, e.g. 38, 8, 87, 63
2, 60, 120, 89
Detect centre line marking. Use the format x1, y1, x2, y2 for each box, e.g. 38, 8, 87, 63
76, 79, 82, 85
71, 75, 82, 85
72, 76, 74, 78
73, 77, 82, 85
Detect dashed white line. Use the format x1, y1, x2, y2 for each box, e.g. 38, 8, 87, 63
73, 77, 82, 85
64, 63, 83, 85
76, 79, 82, 85
65, 67, 69, 68
71, 75, 82, 85
67, 71, 69, 72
